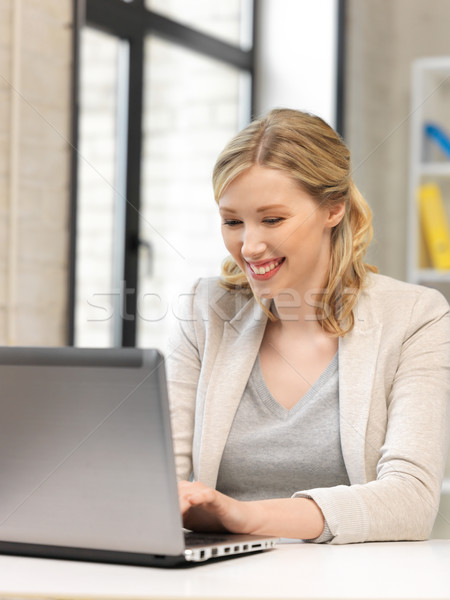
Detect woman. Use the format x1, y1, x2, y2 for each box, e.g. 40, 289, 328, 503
167, 108, 450, 544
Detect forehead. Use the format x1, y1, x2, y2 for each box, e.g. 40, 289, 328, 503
218, 165, 311, 209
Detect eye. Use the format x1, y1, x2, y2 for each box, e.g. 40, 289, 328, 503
223, 219, 242, 227
263, 217, 284, 225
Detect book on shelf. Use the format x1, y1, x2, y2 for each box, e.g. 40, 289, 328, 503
424, 123, 450, 159
418, 182, 450, 270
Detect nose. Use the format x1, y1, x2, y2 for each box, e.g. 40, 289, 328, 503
241, 225, 267, 260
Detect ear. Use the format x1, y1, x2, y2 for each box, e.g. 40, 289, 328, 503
326, 201, 345, 228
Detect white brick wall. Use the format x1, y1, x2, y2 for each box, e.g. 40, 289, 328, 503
0, 0, 72, 346
0, 0, 11, 322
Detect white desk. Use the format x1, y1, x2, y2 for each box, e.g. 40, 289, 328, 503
0, 540, 449, 600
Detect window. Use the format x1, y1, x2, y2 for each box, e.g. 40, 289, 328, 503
138, 36, 250, 350
144, 0, 253, 48
71, 0, 255, 348
75, 28, 128, 347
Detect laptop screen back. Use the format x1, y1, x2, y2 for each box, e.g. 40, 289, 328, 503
0, 347, 185, 558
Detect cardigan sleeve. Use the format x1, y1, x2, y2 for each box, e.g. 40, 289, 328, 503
292, 286, 450, 544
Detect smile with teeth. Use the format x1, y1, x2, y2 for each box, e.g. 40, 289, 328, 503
248, 258, 284, 275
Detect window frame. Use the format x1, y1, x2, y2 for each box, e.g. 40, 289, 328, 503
69, 0, 256, 346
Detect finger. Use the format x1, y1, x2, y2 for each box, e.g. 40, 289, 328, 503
178, 480, 208, 495
178, 481, 198, 505
178, 480, 194, 492
187, 489, 229, 517
179, 487, 211, 512
179, 495, 193, 513
187, 489, 216, 505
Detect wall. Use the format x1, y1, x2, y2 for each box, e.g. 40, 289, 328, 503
0, 0, 72, 345
344, 0, 450, 538
344, 0, 450, 280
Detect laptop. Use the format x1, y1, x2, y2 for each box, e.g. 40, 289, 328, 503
0, 346, 278, 567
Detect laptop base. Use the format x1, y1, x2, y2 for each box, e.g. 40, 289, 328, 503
0, 538, 275, 568
0, 540, 189, 568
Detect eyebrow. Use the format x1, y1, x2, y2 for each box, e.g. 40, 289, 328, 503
219, 204, 289, 214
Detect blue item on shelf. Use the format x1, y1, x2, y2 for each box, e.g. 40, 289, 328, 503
424, 123, 450, 158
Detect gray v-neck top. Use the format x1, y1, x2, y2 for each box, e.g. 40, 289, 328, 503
216, 352, 350, 502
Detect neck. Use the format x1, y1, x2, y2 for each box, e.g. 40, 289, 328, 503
271, 292, 327, 336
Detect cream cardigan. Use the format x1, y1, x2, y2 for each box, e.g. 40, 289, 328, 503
167, 273, 450, 544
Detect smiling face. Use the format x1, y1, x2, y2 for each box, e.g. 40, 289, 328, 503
218, 165, 345, 301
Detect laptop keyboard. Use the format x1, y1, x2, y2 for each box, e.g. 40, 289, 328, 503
184, 531, 229, 547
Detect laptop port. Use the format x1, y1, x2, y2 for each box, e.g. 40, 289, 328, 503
224, 547, 230, 553
200, 550, 205, 559
252, 543, 262, 549
243, 544, 249, 551
211, 548, 218, 556
234, 545, 239, 551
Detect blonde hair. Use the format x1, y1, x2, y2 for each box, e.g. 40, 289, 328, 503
212, 108, 377, 336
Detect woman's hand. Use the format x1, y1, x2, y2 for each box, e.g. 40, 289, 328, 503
178, 480, 325, 539
178, 480, 254, 533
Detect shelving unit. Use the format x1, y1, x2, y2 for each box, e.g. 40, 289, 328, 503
407, 56, 450, 291
407, 57, 450, 525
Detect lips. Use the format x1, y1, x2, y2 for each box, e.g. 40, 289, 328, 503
246, 257, 285, 280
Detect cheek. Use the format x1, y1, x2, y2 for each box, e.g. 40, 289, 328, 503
284, 219, 325, 250
221, 228, 240, 256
